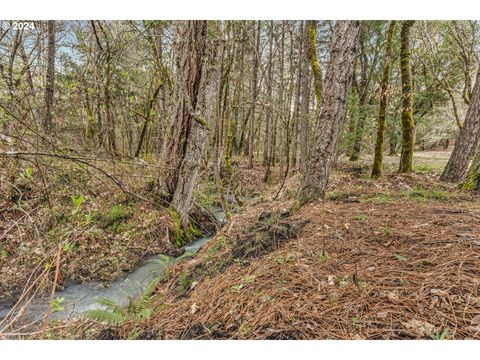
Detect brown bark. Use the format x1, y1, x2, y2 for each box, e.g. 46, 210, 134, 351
263, 21, 274, 182
44, 20, 56, 132
371, 21, 396, 178
161, 21, 208, 206
248, 22, 261, 168
441, 68, 480, 183
299, 21, 311, 174
299, 21, 361, 204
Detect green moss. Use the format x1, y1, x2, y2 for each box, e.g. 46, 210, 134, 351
307, 20, 323, 110
372, 21, 396, 179
168, 207, 202, 246
398, 20, 415, 174
463, 157, 480, 190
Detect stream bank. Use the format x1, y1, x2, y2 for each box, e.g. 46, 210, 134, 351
0, 208, 226, 327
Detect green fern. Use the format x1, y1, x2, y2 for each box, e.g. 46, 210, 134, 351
85, 308, 126, 325
85, 277, 160, 325
131, 276, 160, 315
97, 298, 125, 314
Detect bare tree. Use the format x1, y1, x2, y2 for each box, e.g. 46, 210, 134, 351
299, 21, 361, 205
44, 20, 56, 132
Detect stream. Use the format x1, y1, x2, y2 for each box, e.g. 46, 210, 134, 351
0, 208, 226, 324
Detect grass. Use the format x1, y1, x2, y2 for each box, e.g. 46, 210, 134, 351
379, 226, 393, 235
354, 214, 369, 222
178, 271, 193, 293
101, 205, 131, 231
372, 193, 391, 204
414, 162, 443, 173
405, 186, 449, 201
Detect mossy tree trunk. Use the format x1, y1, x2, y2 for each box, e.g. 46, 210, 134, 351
349, 28, 368, 162
398, 20, 415, 174
441, 68, 480, 183
299, 21, 361, 205
371, 21, 396, 178
463, 144, 480, 190
306, 20, 323, 111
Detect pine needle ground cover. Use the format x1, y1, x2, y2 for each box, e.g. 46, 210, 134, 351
62, 155, 480, 340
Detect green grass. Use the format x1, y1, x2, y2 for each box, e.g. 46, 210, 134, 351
354, 214, 369, 222
414, 162, 443, 173
178, 271, 193, 293
102, 205, 131, 231
372, 193, 392, 204
405, 186, 449, 201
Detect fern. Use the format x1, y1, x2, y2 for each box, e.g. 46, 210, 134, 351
145, 255, 170, 278
85, 308, 126, 325
85, 277, 160, 325
97, 298, 125, 314
177, 250, 195, 261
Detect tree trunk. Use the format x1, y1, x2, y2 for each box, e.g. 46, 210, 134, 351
248, 21, 261, 168
306, 20, 323, 111
263, 21, 274, 182
398, 20, 415, 173
161, 21, 208, 207
441, 68, 480, 182
44, 20, 56, 132
299, 21, 311, 175
299, 21, 361, 205
372, 21, 396, 178
463, 144, 480, 190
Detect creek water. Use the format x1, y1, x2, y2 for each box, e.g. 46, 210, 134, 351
0, 208, 226, 324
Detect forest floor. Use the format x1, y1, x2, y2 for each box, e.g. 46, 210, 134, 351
0, 156, 215, 301
30, 149, 480, 340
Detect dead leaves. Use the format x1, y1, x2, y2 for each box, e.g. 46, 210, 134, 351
402, 319, 436, 337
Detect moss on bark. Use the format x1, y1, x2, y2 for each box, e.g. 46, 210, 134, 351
398, 20, 415, 174
307, 20, 323, 111
169, 207, 202, 247
372, 21, 396, 178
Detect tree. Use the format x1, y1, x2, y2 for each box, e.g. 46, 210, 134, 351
44, 21, 56, 133
371, 21, 396, 178
441, 68, 480, 183
263, 21, 275, 182
463, 144, 480, 190
299, 20, 361, 205
299, 21, 311, 174
349, 22, 384, 162
248, 21, 261, 169
159, 21, 210, 228
398, 20, 415, 173
306, 20, 323, 110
